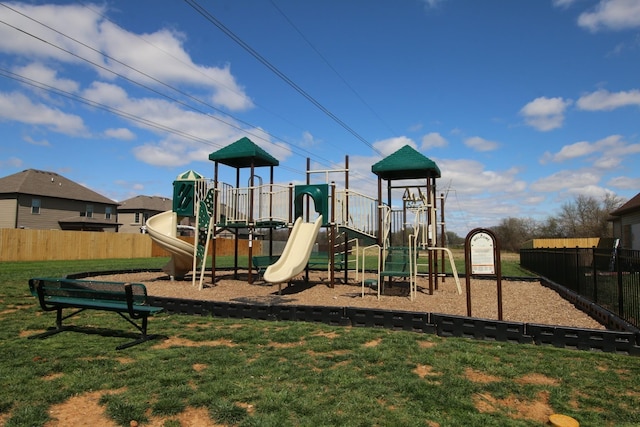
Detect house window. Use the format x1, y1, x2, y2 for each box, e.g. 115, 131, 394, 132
135, 212, 140, 223
31, 198, 41, 214
86, 204, 93, 218
105, 207, 112, 220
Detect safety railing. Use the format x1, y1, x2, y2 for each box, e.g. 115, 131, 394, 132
520, 247, 640, 329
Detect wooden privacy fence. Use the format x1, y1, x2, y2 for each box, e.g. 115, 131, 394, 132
0, 229, 259, 262
521, 238, 607, 249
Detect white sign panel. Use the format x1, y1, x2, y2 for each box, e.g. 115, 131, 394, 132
470, 232, 495, 275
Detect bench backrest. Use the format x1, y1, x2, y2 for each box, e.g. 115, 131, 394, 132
29, 278, 149, 306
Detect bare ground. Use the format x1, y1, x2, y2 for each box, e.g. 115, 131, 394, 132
92, 269, 605, 330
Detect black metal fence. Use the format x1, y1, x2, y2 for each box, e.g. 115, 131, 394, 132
520, 247, 640, 330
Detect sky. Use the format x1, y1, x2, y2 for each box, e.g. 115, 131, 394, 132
1, 0, 640, 236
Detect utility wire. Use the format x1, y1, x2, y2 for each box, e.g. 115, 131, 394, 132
0, 2, 379, 186
183, 0, 384, 158
78, 1, 316, 143
269, 0, 398, 138
0, 3, 346, 174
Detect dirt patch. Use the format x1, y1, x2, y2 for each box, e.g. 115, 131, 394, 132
44, 389, 125, 427
465, 368, 500, 384
152, 336, 236, 349
363, 338, 382, 347
41, 373, 64, 381
474, 390, 554, 423
192, 363, 208, 372
43, 391, 227, 427
146, 406, 224, 427
516, 373, 560, 386
413, 364, 437, 379
92, 270, 605, 330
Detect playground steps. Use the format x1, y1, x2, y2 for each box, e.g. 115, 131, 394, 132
364, 278, 379, 290
381, 246, 413, 278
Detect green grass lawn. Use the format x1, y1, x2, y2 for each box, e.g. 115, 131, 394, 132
1, 258, 639, 426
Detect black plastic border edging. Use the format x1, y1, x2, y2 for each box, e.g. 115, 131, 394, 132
68, 270, 640, 356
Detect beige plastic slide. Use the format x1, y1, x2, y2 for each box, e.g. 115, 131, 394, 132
264, 216, 323, 284
146, 210, 195, 279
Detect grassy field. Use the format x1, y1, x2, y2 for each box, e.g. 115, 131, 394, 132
1, 257, 639, 426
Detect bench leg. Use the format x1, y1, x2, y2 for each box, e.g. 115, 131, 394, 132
28, 307, 78, 340
115, 313, 163, 350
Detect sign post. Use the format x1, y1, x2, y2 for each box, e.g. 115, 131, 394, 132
464, 228, 503, 320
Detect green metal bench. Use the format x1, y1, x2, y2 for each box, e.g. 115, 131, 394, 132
28, 277, 164, 350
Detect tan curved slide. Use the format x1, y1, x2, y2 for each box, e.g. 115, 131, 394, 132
264, 216, 323, 284
146, 210, 196, 279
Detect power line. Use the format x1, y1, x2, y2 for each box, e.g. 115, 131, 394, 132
183, 0, 384, 157
78, 1, 317, 145
0, 2, 379, 187
0, 3, 344, 173
269, 0, 398, 138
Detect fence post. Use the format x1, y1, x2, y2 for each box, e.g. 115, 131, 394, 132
575, 246, 581, 295
592, 246, 598, 303
617, 247, 624, 318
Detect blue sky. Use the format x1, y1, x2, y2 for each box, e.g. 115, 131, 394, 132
1, 0, 639, 235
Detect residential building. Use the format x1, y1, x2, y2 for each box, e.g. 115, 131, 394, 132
118, 195, 172, 233
0, 169, 119, 231
610, 192, 640, 250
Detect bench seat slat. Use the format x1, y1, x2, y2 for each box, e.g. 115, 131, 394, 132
41, 296, 163, 314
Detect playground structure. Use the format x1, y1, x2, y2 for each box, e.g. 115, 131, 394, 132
145, 137, 461, 297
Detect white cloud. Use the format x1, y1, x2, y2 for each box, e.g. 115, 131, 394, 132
607, 176, 640, 189
23, 135, 50, 146
0, 91, 87, 135
0, 156, 23, 169
0, 2, 253, 111
541, 135, 640, 170
576, 88, 640, 111
299, 131, 320, 147
578, 0, 640, 32
14, 63, 80, 94
104, 127, 136, 140
530, 169, 601, 192
520, 96, 572, 131
421, 0, 446, 9
438, 158, 526, 195
78, 81, 270, 167
463, 136, 498, 152
373, 136, 416, 157
552, 0, 578, 8
421, 132, 448, 150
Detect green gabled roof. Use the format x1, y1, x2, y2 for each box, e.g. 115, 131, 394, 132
176, 170, 203, 181
208, 137, 279, 168
371, 145, 441, 180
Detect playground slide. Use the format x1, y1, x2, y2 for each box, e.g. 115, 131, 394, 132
146, 210, 196, 279
263, 216, 323, 284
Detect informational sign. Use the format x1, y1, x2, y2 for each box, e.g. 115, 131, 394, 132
470, 231, 495, 275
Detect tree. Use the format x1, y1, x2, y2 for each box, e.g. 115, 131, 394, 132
445, 230, 464, 247
491, 217, 538, 252
537, 216, 564, 238
557, 194, 625, 238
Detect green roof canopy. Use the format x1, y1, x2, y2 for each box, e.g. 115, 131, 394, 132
208, 137, 279, 168
371, 145, 441, 180
176, 170, 203, 181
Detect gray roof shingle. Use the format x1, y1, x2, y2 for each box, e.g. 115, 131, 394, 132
118, 195, 172, 212
0, 169, 117, 204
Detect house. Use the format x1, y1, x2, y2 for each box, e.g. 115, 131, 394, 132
0, 169, 119, 231
117, 195, 172, 233
609, 192, 640, 250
